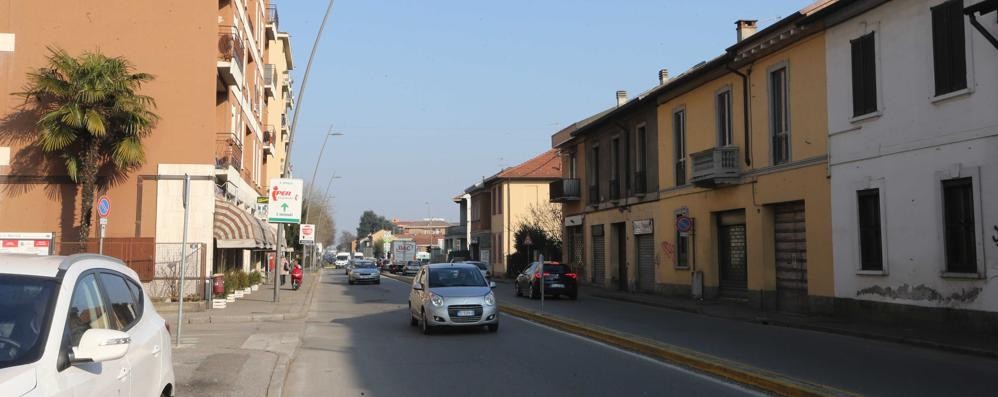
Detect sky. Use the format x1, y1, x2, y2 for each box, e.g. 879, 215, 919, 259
279, 0, 809, 239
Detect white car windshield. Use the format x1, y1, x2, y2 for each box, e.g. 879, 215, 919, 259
428, 268, 487, 288
0, 275, 58, 369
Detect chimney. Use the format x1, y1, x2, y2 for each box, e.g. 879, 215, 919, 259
616, 90, 628, 107
736, 19, 758, 42
658, 69, 669, 85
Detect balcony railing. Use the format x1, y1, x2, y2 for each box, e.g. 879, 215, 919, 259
264, 64, 276, 98
549, 179, 581, 202
690, 146, 740, 187
217, 27, 244, 87
215, 132, 243, 171
267, 4, 279, 28
263, 125, 276, 155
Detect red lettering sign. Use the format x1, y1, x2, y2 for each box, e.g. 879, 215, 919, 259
2, 240, 16, 248
34, 240, 50, 247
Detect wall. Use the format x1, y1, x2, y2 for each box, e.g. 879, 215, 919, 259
827, 0, 998, 312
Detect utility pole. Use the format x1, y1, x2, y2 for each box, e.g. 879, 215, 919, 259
274, 0, 337, 303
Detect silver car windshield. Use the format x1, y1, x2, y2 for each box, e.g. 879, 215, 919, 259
0, 275, 58, 369
428, 268, 487, 288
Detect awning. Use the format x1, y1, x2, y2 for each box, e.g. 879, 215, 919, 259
214, 199, 274, 249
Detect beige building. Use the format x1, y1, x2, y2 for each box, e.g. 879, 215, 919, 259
0, 0, 293, 296
465, 150, 561, 276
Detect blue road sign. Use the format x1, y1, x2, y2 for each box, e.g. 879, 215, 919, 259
676, 216, 693, 233
97, 196, 111, 218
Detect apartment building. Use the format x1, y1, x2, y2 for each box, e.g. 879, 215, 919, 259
553, 3, 841, 313
826, 0, 998, 329
465, 150, 561, 276
0, 0, 292, 292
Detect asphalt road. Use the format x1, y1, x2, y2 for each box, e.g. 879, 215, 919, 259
282, 269, 759, 396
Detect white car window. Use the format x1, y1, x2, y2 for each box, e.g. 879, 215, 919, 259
99, 273, 141, 331
66, 274, 112, 347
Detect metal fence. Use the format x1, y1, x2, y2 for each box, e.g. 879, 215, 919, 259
58, 240, 208, 301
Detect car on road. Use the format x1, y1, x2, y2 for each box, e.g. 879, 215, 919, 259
402, 261, 422, 276
459, 261, 490, 281
0, 253, 175, 396
333, 253, 350, 269
514, 261, 578, 300
408, 263, 498, 334
348, 261, 381, 285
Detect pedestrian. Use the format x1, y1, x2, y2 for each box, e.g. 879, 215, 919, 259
281, 258, 290, 286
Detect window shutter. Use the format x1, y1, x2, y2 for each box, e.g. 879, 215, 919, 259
851, 37, 865, 116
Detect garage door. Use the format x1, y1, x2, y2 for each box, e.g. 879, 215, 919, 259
774, 202, 807, 312
636, 234, 655, 292
591, 225, 605, 286
717, 210, 747, 299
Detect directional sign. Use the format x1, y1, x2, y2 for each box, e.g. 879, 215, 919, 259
97, 196, 111, 218
300, 224, 315, 243
267, 178, 303, 223
676, 216, 694, 233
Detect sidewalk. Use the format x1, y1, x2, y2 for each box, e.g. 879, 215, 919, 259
159, 271, 320, 325
494, 279, 998, 396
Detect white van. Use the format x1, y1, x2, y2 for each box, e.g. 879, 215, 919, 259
353, 252, 364, 260
334, 253, 350, 268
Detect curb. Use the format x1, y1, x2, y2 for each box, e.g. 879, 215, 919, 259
498, 304, 856, 397
178, 271, 320, 324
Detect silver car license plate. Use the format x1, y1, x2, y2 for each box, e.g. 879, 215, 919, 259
550, 283, 564, 288
457, 310, 474, 317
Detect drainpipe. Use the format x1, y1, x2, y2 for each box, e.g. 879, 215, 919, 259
726, 64, 752, 167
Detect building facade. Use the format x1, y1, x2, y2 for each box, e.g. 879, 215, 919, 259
0, 0, 292, 296
554, 4, 839, 312
826, 0, 998, 328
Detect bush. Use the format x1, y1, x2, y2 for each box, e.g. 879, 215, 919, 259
249, 271, 261, 285
222, 272, 234, 296
237, 271, 249, 290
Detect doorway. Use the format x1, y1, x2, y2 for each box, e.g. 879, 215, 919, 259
774, 202, 808, 312
612, 222, 627, 291
717, 210, 747, 299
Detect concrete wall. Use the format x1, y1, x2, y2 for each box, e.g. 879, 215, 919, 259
827, 0, 998, 312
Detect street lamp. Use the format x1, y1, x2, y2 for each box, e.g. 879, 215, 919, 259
301, 129, 343, 272
304, 172, 341, 270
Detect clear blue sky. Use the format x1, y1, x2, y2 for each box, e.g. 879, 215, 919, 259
280, 0, 808, 239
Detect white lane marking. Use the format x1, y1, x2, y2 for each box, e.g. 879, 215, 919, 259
505, 315, 766, 396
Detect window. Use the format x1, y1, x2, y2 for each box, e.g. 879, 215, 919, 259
716, 89, 733, 146
496, 185, 503, 214
851, 33, 878, 116
931, 0, 967, 96
66, 274, 112, 347
942, 178, 976, 273
857, 189, 883, 271
569, 152, 577, 179
635, 126, 647, 193
676, 215, 689, 268
610, 137, 621, 199
99, 273, 142, 330
673, 109, 686, 185
770, 66, 790, 165
589, 144, 600, 204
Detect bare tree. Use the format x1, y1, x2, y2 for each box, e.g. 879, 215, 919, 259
520, 202, 563, 244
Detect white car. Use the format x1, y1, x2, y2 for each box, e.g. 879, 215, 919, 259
0, 253, 175, 396
409, 263, 498, 335
333, 253, 350, 269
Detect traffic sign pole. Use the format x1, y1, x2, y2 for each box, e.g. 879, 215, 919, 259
97, 196, 110, 255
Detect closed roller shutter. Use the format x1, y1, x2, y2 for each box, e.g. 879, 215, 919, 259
636, 234, 655, 292
591, 225, 605, 286
774, 202, 807, 312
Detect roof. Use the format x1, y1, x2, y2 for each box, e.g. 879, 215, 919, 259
0, 254, 64, 278
496, 149, 561, 179
396, 233, 443, 246
394, 220, 452, 228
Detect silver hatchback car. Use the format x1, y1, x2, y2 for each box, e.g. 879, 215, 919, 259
409, 263, 498, 334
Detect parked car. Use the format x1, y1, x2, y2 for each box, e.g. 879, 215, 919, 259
348, 261, 381, 285
0, 253, 175, 396
459, 261, 490, 281
514, 261, 578, 300
402, 261, 422, 276
408, 263, 498, 334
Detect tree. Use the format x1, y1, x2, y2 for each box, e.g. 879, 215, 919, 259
507, 223, 561, 277
523, 202, 563, 246
16, 48, 158, 243
337, 231, 356, 252
356, 210, 393, 238
288, 184, 336, 248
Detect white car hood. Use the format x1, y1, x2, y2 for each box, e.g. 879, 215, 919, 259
0, 364, 37, 396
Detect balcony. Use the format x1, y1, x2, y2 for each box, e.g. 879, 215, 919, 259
264, 64, 276, 98
217, 27, 245, 89
549, 179, 581, 202
263, 125, 276, 155
282, 70, 293, 94
266, 5, 279, 40
215, 132, 243, 174
690, 146, 740, 187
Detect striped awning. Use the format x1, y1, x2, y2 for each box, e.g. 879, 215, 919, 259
214, 199, 275, 249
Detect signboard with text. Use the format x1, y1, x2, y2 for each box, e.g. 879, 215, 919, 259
0, 232, 54, 255
256, 196, 269, 220
299, 224, 315, 243
267, 178, 303, 224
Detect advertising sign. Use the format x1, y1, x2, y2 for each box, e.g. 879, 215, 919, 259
633, 219, 654, 235
0, 232, 54, 255
256, 196, 269, 220
300, 224, 315, 243
267, 178, 303, 223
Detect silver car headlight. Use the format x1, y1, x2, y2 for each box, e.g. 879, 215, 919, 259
430, 294, 444, 307
484, 292, 495, 306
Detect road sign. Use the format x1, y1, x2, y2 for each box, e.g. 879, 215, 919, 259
300, 224, 315, 243
676, 216, 694, 233
99, 218, 108, 226
267, 178, 303, 223
97, 196, 111, 218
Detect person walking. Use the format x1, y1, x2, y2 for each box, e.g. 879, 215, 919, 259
281, 258, 290, 286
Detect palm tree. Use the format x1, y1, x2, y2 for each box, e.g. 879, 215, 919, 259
17, 47, 159, 243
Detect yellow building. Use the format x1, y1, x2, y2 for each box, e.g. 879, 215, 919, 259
263, 5, 294, 183
553, 3, 837, 313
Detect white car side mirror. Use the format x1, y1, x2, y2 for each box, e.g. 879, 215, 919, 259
413, 284, 423, 291
72, 329, 130, 364
490, 281, 497, 289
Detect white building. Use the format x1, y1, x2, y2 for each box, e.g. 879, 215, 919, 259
826, 0, 998, 327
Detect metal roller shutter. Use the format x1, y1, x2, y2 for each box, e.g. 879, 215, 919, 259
774, 202, 808, 312
636, 234, 655, 292
591, 226, 605, 286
